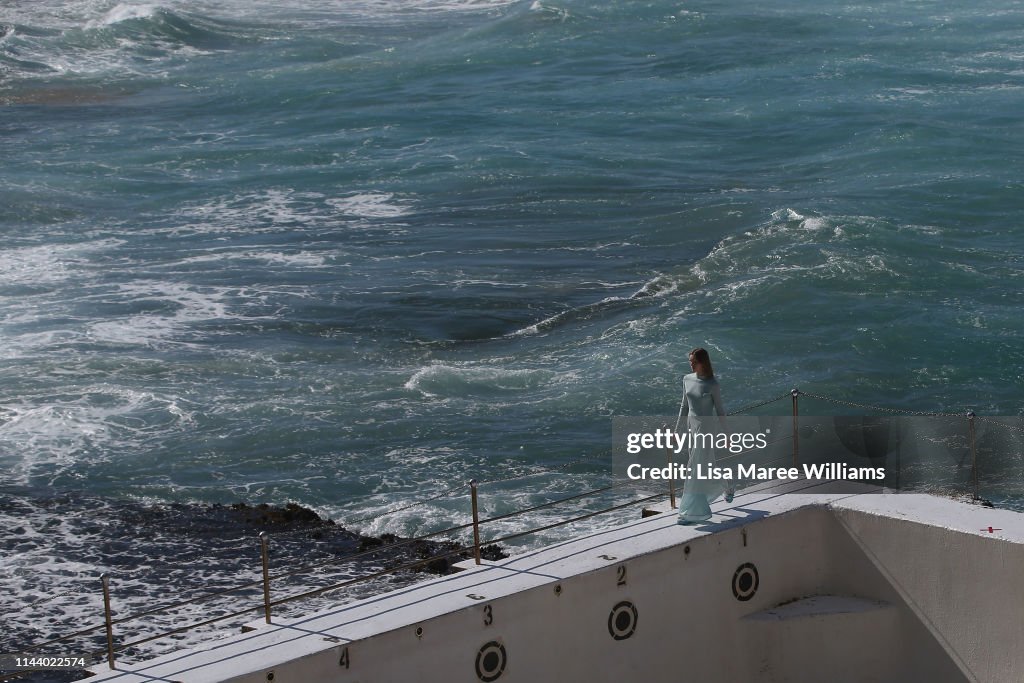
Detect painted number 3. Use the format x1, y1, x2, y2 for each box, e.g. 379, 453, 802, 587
483, 605, 494, 626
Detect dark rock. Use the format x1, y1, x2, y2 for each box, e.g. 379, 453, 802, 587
480, 544, 509, 561
208, 503, 509, 576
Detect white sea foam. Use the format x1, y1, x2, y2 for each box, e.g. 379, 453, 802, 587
84, 282, 240, 347
772, 207, 827, 231
257, 251, 330, 268
529, 1, 570, 21
327, 192, 411, 219
681, 209, 925, 318
84, 3, 162, 29
173, 189, 414, 235
405, 363, 557, 396
506, 273, 683, 339
398, 0, 516, 12
0, 0, 514, 33
0, 0, 220, 79
508, 304, 610, 338
0, 330, 78, 360
164, 249, 331, 270
0, 239, 120, 287
0, 386, 194, 483
197, 0, 515, 18
0, 1, 110, 30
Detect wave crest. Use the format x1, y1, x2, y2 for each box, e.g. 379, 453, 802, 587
1, 5, 250, 80
405, 363, 557, 396
83, 3, 162, 30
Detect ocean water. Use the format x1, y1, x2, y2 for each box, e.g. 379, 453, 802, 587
2, 0, 1023, 671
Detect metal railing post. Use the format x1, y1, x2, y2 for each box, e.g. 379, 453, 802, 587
260, 532, 272, 624
100, 573, 115, 670
470, 479, 482, 565
668, 458, 677, 509
791, 388, 800, 466
666, 428, 677, 509
967, 411, 978, 500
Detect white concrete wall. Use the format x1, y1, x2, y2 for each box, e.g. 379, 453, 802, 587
88, 494, 1022, 683
220, 507, 978, 683
830, 501, 1024, 683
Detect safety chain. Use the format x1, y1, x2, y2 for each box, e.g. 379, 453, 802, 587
975, 415, 1024, 434
728, 392, 792, 415
796, 390, 966, 417
333, 387, 1013, 528
19, 588, 80, 608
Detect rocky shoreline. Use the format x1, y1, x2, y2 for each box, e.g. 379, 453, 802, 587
0, 491, 509, 683
203, 501, 509, 573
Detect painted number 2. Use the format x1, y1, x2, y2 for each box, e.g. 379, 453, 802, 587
617, 565, 627, 586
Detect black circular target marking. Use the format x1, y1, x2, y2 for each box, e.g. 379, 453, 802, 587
475, 641, 507, 682
607, 601, 638, 640
616, 611, 631, 631
732, 562, 759, 601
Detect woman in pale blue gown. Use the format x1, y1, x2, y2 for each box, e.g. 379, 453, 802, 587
677, 348, 732, 524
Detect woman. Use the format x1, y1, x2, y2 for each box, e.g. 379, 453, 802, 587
676, 347, 732, 524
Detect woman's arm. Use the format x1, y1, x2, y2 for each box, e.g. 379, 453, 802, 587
674, 376, 690, 432
712, 382, 726, 417
712, 382, 728, 433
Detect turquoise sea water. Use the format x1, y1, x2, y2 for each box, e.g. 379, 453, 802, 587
2, 0, 1023, 663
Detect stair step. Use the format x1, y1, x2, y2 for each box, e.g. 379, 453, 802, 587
744, 595, 892, 621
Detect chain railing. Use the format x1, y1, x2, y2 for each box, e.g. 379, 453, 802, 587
1, 387, 1019, 681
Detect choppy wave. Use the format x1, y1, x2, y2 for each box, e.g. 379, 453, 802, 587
506, 274, 691, 338
0, 0, 521, 83
404, 362, 560, 396
0, 3, 259, 81
0, 239, 120, 289
505, 208, 902, 339
327, 192, 412, 219
83, 3, 162, 29
0, 387, 194, 485
169, 189, 414, 236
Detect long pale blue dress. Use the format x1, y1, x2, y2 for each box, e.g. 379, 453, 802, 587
677, 372, 727, 523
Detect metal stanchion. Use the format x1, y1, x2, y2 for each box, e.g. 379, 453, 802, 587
660, 422, 678, 509
100, 573, 115, 670
666, 440, 677, 510
470, 480, 482, 565
260, 532, 272, 624
791, 388, 800, 466
967, 411, 978, 500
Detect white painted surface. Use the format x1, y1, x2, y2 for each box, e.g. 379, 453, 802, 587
87, 483, 1022, 683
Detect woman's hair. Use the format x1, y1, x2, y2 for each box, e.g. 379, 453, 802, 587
689, 347, 714, 377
